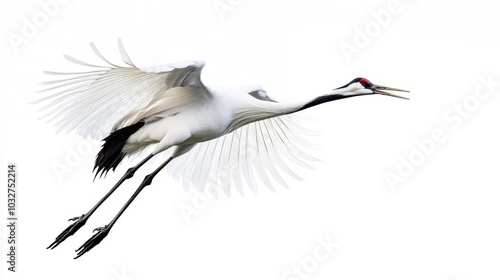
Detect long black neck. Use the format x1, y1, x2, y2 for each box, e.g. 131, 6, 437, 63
294, 93, 364, 112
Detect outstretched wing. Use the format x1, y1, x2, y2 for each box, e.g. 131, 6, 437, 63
166, 113, 321, 197
36, 39, 206, 140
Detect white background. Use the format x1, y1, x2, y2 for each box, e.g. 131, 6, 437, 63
1, 0, 500, 279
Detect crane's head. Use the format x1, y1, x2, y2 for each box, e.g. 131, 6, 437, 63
336, 77, 409, 100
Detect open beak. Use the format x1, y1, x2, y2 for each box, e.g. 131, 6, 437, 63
372, 85, 410, 100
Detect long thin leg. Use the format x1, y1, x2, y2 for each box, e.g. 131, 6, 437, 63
47, 154, 155, 250
74, 157, 174, 259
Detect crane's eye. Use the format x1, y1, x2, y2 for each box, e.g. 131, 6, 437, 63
359, 78, 373, 88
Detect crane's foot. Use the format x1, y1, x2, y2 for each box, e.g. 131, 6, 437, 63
47, 214, 88, 250
74, 225, 110, 259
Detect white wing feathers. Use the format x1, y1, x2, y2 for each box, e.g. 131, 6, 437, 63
166, 114, 320, 197
36, 39, 205, 140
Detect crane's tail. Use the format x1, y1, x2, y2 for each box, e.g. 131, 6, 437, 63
94, 121, 145, 179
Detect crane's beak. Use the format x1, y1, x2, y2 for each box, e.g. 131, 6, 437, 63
372, 85, 410, 100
